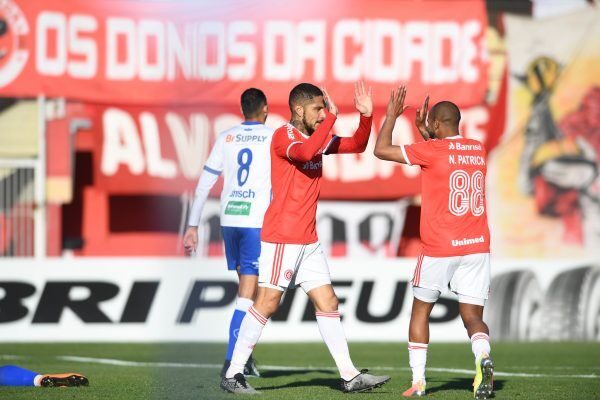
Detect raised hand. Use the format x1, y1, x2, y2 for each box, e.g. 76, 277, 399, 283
386, 85, 409, 119
415, 95, 430, 140
321, 87, 338, 116
374, 85, 410, 163
354, 81, 373, 117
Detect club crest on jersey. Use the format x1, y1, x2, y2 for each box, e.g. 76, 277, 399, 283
284, 269, 294, 281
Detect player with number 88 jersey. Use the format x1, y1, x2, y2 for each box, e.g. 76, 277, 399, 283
402, 128, 490, 257
374, 86, 494, 399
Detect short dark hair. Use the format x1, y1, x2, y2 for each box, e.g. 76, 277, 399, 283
241, 88, 267, 119
289, 83, 323, 110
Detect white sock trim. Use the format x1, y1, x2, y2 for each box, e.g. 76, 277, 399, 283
470, 332, 490, 342
33, 375, 43, 387
235, 297, 253, 311
247, 306, 267, 325
315, 310, 341, 318
470, 332, 491, 359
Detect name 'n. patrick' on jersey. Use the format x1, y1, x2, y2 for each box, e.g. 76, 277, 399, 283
401, 136, 490, 257
261, 111, 372, 244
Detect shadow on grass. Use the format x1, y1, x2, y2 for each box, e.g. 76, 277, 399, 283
257, 376, 392, 394
259, 369, 335, 379
427, 377, 505, 395
257, 377, 337, 391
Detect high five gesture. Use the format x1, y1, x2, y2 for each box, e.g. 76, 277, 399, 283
321, 87, 338, 116
373, 85, 410, 164
354, 81, 373, 117
415, 95, 431, 140
386, 85, 409, 119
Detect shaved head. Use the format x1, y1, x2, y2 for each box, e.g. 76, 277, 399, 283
430, 101, 461, 129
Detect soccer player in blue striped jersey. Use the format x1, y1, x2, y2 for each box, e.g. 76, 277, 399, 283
183, 88, 274, 377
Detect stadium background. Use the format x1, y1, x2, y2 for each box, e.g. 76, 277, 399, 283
0, 0, 598, 398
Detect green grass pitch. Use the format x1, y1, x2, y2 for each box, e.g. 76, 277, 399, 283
0, 342, 598, 399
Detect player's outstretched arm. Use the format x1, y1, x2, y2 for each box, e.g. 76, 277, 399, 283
324, 81, 373, 155
374, 86, 409, 163
287, 111, 337, 162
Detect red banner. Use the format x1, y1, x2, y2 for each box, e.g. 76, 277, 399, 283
88, 72, 506, 199
1, 0, 488, 107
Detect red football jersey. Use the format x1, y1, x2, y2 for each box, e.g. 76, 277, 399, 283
261, 123, 328, 244
262, 112, 372, 244
402, 136, 491, 257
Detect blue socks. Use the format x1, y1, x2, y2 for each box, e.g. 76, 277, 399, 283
226, 297, 253, 361
0, 365, 39, 386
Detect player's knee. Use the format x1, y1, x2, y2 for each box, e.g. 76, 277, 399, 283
316, 293, 339, 313
237, 284, 256, 299
461, 313, 482, 329
263, 300, 280, 316
326, 297, 339, 312
238, 274, 258, 299
461, 318, 471, 329
254, 293, 281, 316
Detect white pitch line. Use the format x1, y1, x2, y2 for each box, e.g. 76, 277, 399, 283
56, 356, 599, 379
57, 356, 221, 369
0, 355, 27, 360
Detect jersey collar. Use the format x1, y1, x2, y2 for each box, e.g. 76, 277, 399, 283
446, 135, 463, 140
286, 123, 310, 139
242, 121, 262, 125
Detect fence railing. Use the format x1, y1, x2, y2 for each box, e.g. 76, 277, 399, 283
0, 159, 40, 257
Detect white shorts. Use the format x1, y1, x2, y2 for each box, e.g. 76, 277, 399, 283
412, 253, 490, 305
258, 241, 331, 292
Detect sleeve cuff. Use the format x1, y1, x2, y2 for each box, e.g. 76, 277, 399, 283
286, 141, 303, 161
323, 135, 339, 155
401, 145, 412, 166
324, 110, 338, 122
203, 165, 222, 175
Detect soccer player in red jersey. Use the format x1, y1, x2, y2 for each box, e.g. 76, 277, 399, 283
220, 82, 390, 394
374, 87, 494, 399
